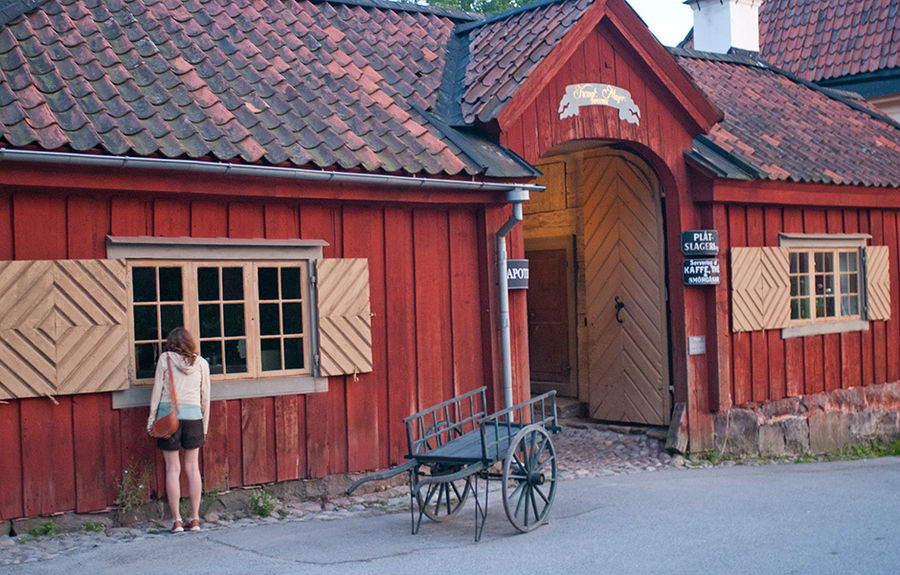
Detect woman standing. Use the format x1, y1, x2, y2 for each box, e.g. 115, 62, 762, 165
147, 327, 211, 533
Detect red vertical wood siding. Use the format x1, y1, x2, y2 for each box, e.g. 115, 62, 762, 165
0, 181, 501, 518
383, 208, 417, 465
413, 209, 453, 411
449, 209, 486, 398
716, 201, 900, 410
342, 206, 387, 472
0, 401, 23, 520
886, 211, 900, 383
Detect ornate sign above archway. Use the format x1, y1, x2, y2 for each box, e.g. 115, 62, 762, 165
558, 83, 641, 125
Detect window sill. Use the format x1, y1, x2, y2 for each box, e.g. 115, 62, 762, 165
112, 375, 328, 409
781, 320, 869, 339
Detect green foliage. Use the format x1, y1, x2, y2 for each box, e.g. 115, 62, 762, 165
115, 462, 150, 513
820, 438, 900, 461
249, 489, 276, 518
82, 521, 106, 533
415, 0, 540, 15
199, 484, 223, 518
29, 519, 56, 538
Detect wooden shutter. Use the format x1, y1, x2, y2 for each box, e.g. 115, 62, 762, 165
0, 259, 129, 399
731, 247, 790, 332
865, 246, 891, 321
316, 258, 373, 377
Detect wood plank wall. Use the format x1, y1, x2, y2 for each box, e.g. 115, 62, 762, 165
715, 204, 900, 408
499, 22, 714, 446
0, 189, 507, 520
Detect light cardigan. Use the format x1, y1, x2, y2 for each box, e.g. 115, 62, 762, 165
147, 351, 211, 435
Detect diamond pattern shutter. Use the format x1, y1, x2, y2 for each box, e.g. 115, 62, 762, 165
316, 258, 373, 377
731, 247, 790, 332
0, 260, 129, 399
865, 246, 891, 321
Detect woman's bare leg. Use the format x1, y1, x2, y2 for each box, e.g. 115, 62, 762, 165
162, 449, 182, 521
183, 447, 202, 521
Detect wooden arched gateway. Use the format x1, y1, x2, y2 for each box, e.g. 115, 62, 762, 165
525, 146, 669, 425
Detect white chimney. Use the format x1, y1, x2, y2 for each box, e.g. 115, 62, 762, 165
688, 0, 760, 54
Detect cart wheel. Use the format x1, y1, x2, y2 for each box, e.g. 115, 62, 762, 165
415, 421, 472, 522
502, 424, 557, 533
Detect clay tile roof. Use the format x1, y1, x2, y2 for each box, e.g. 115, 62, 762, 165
459, 0, 594, 124
674, 48, 900, 187
0, 0, 537, 177
759, 0, 900, 83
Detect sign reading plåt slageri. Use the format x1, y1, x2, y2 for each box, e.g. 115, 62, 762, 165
507, 259, 529, 289
681, 230, 719, 256
682, 258, 720, 286
558, 84, 640, 125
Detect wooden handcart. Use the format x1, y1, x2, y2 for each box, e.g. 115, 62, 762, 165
347, 387, 559, 541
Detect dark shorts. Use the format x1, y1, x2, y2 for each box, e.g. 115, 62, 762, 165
156, 419, 205, 451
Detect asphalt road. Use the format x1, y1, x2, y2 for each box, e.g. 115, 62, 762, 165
6, 457, 899, 574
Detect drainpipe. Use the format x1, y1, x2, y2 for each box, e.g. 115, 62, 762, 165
497, 187, 530, 410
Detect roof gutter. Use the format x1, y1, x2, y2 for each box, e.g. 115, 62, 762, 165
0, 148, 545, 194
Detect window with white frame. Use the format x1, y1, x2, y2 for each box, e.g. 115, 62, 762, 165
730, 234, 891, 338
107, 236, 373, 408
129, 260, 310, 382
787, 248, 861, 323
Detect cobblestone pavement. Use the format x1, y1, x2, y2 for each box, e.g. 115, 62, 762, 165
0, 418, 689, 567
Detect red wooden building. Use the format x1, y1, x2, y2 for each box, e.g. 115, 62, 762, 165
1, 0, 900, 525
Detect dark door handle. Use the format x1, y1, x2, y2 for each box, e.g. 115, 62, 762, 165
615, 296, 625, 324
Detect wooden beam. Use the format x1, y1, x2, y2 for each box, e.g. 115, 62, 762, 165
705, 180, 900, 208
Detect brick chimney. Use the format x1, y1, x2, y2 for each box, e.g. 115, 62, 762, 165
688, 0, 760, 54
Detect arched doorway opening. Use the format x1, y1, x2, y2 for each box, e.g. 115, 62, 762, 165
524, 144, 671, 425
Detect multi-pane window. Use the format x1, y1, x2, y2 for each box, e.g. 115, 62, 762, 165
198, 266, 249, 376
128, 261, 309, 382
788, 249, 860, 323
258, 265, 307, 372
131, 266, 185, 379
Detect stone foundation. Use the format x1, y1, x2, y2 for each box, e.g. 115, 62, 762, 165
713, 382, 900, 457
1, 470, 406, 537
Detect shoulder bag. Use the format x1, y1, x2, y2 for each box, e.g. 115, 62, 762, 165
149, 355, 180, 439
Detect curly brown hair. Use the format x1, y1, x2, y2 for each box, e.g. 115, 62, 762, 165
164, 327, 198, 365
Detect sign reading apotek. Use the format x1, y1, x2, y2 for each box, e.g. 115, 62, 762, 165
507, 259, 529, 290
681, 230, 719, 256
682, 258, 720, 286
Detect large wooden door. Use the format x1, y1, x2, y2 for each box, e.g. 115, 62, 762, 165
526, 243, 575, 397
584, 150, 669, 425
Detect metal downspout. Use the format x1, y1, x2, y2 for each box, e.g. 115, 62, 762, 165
497, 187, 529, 410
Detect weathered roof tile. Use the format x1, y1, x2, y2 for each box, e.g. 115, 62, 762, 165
676, 49, 900, 187
760, 0, 899, 83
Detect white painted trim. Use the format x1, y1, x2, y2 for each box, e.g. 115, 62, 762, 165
778, 233, 870, 248
781, 320, 869, 339
107, 236, 326, 260
112, 375, 329, 409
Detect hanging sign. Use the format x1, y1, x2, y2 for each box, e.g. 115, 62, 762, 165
682, 258, 720, 286
506, 259, 529, 290
558, 83, 640, 125
681, 230, 719, 256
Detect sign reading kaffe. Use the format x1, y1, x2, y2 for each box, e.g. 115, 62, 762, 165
507, 259, 529, 289
680, 230, 719, 256
682, 258, 720, 286
558, 84, 641, 125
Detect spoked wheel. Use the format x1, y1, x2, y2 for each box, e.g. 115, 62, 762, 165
415, 421, 472, 522
502, 424, 557, 533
